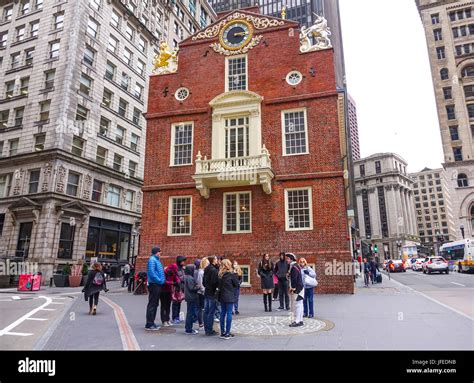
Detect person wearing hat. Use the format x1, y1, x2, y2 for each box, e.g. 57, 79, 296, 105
145, 246, 165, 331
286, 253, 305, 327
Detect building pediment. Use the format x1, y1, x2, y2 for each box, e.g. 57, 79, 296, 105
8, 197, 41, 211
209, 90, 263, 109
55, 201, 90, 215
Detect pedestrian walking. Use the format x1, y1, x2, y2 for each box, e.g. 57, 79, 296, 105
196, 258, 209, 328
232, 261, 243, 315
218, 259, 239, 339
82, 262, 109, 315
286, 253, 304, 327
161, 263, 180, 327
203, 256, 219, 336
122, 263, 131, 288
258, 254, 275, 312
369, 259, 379, 284
274, 252, 290, 311
363, 258, 371, 287
145, 246, 165, 331
298, 258, 317, 318
128, 263, 136, 292
184, 264, 200, 335
171, 255, 187, 324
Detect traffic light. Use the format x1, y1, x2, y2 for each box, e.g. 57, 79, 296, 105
374, 244, 379, 254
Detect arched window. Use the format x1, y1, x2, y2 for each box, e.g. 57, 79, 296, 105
440, 68, 449, 80
457, 173, 469, 187
462, 66, 474, 78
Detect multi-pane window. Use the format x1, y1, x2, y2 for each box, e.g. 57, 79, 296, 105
14, 107, 24, 126
25, 48, 34, 65
129, 160, 137, 177
227, 56, 247, 91
440, 68, 449, 80
124, 190, 134, 210
169, 196, 192, 235
3, 6, 13, 21
449, 126, 460, 141
113, 153, 123, 171
133, 108, 141, 125
115, 126, 125, 145
34, 134, 45, 151
137, 59, 145, 76
111, 10, 121, 28
54, 13, 64, 30
39, 101, 50, 121
285, 188, 313, 231
49, 41, 60, 59
83, 46, 95, 66
28, 170, 40, 193
72, 136, 85, 156
75, 105, 89, 121
172, 123, 193, 165
138, 36, 146, 53
99, 117, 110, 136
96, 146, 107, 165
66, 172, 80, 196
105, 61, 115, 80
124, 48, 133, 66
282, 109, 308, 155
10, 52, 21, 69
107, 185, 121, 207
16, 25, 25, 42
118, 98, 128, 117
360, 164, 365, 177
35, 0, 43, 10
375, 161, 381, 174
468, 104, 474, 118
9, 139, 18, 156
443, 87, 452, 100
453, 147, 463, 161
225, 117, 249, 158
436, 46, 445, 59
20, 0, 30, 16
224, 192, 251, 233
91, 180, 104, 202
20, 77, 29, 95
90, 0, 101, 11
464, 84, 474, 98
130, 133, 139, 152
79, 73, 92, 96
433, 28, 442, 41
134, 83, 143, 99
431, 13, 440, 24
44, 70, 55, 89
0, 110, 9, 128
102, 89, 113, 108
108, 35, 118, 53
446, 105, 456, 120
87, 18, 99, 38
120, 72, 130, 91
30, 21, 39, 37
5, 81, 14, 98
0, 32, 7, 48
125, 24, 134, 41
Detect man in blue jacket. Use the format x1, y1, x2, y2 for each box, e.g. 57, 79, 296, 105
145, 246, 165, 331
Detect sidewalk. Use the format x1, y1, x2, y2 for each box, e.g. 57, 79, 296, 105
31, 275, 473, 350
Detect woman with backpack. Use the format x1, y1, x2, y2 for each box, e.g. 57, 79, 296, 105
258, 253, 275, 312
82, 262, 108, 315
298, 258, 317, 318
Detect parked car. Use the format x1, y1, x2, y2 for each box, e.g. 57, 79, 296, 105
422, 257, 449, 274
404, 258, 417, 269
412, 258, 426, 271
388, 259, 406, 273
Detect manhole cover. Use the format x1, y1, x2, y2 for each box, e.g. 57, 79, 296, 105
231, 316, 331, 336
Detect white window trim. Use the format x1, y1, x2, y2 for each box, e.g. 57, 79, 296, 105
239, 264, 251, 287
222, 191, 252, 234
281, 107, 309, 157
167, 195, 193, 236
225, 54, 248, 92
170, 121, 194, 167
284, 187, 314, 231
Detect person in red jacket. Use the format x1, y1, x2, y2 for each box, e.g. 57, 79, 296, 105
160, 263, 180, 327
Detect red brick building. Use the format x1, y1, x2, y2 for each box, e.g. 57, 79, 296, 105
138, 7, 354, 294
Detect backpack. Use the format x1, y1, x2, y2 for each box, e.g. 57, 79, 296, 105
93, 272, 104, 286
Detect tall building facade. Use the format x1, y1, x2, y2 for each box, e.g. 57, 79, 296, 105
0, 0, 214, 283
410, 167, 456, 253
348, 94, 360, 161
416, 0, 474, 239
139, 8, 354, 293
354, 153, 420, 260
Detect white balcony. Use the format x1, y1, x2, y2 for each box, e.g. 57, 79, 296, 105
192, 146, 274, 199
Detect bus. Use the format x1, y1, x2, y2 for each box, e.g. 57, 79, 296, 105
439, 239, 474, 273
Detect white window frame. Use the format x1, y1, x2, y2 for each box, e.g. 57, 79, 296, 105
239, 265, 251, 286
284, 187, 314, 231
167, 195, 193, 236
170, 122, 194, 167
222, 191, 252, 234
225, 54, 248, 92
281, 108, 309, 157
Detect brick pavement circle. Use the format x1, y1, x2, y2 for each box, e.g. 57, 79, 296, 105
231, 316, 331, 336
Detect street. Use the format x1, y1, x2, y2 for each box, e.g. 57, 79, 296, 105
0, 272, 472, 351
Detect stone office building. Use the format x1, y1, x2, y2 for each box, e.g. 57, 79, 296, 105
0, 0, 215, 283
354, 153, 420, 260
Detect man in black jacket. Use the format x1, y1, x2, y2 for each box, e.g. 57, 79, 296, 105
274, 252, 290, 310
203, 256, 219, 336
286, 253, 304, 327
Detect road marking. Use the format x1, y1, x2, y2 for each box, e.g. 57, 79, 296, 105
101, 296, 140, 351
39, 308, 55, 311
4, 332, 33, 336
12, 296, 21, 300
50, 302, 64, 305
0, 296, 52, 337
451, 282, 466, 287
388, 276, 473, 322
26, 317, 48, 321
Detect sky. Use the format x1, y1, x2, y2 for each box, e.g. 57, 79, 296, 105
339, 0, 444, 173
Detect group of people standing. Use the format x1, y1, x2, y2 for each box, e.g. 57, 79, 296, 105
362, 258, 380, 287
145, 247, 318, 339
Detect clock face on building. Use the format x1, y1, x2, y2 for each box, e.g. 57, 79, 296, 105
220, 20, 253, 51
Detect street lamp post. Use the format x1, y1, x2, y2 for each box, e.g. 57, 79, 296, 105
396, 239, 402, 259
460, 224, 465, 239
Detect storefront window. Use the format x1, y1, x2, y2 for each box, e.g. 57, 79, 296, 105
86, 218, 132, 261
57, 223, 74, 259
